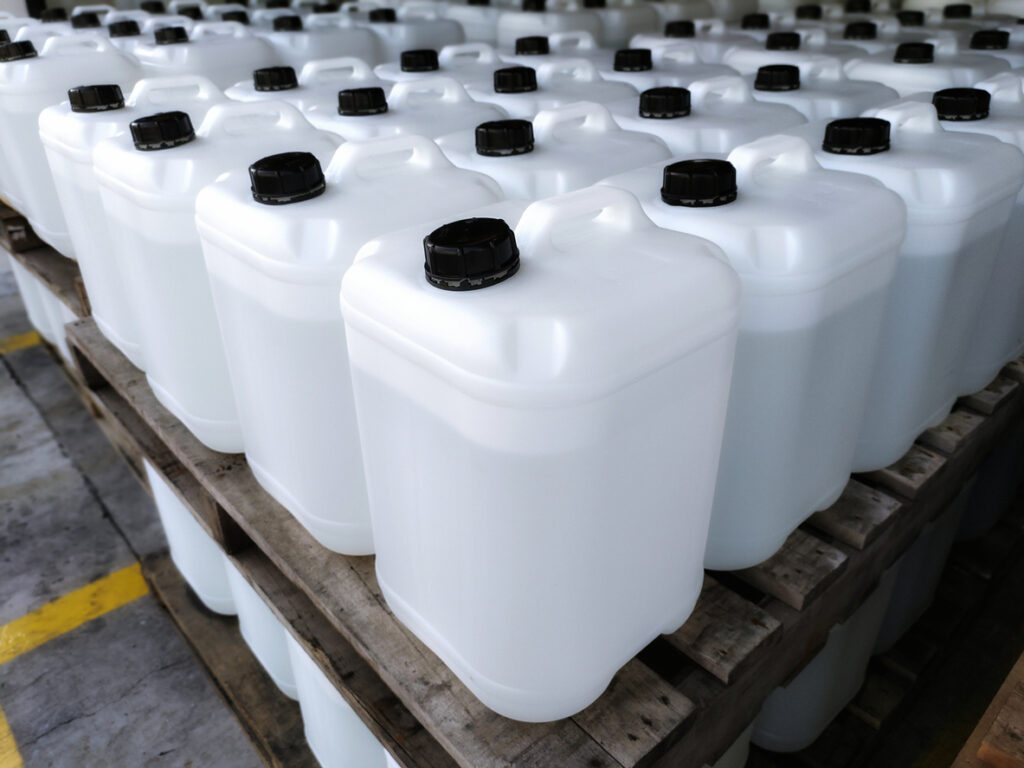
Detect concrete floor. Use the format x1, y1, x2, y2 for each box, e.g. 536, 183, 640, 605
0, 256, 264, 768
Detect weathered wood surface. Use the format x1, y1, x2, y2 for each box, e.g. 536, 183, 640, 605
735, 528, 848, 611
1, 236, 87, 317
808, 480, 902, 551
955, 653, 1024, 768
979, 682, 1024, 768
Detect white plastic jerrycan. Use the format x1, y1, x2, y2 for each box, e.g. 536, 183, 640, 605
437, 101, 670, 197
749, 58, 898, 119
340, 186, 741, 721
722, 29, 860, 75
133, 21, 280, 89
444, 0, 502, 44
546, 29, 618, 68
844, 38, 1010, 96
143, 460, 237, 615
495, 0, 602, 49
375, 42, 502, 88
753, 563, 899, 753
0, 35, 140, 256
7, 255, 52, 344
39, 76, 226, 371
297, 54, 390, 103
607, 77, 805, 158
224, 559, 298, 699
564, 0, 660, 48
926, 78, 1024, 395
599, 44, 738, 88
93, 102, 342, 454
286, 634, 398, 768
306, 76, 507, 139
797, 106, 1024, 472
256, 12, 384, 67
601, 135, 905, 571
643, 0, 715, 25
104, 15, 152, 55
355, 5, 465, 61
226, 65, 332, 111
195, 138, 503, 555
965, 28, 1024, 69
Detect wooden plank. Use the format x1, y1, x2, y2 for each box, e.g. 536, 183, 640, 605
878, 632, 940, 682
734, 528, 848, 611
860, 445, 947, 500
5, 244, 86, 316
141, 552, 315, 768
961, 377, 1020, 416
0, 205, 43, 252
808, 480, 902, 551
1004, 358, 1024, 384
953, 654, 1024, 768
920, 409, 986, 455
664, 576, 782, 684
979, 683, 1024, 768
847, 666, 914, 730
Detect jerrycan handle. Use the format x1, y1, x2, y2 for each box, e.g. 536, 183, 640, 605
728, 134, 818, 187
689, 75, 751, 106
326, 134, 451, 182
340, 1, 383, 12
515, 186, 653, 255
692, 17, 725, 36
389, 76, 470, 106
299, 56, 375, 86
128, 75, 223, 109
306, 12, 352, 27
925, 35, 959, 55
536, 57, 600, 84
169, 0, 207, 12
872, 100, 941, 134
72, 4, 115, 16
532, 101, 618, 142
209, 3, 249, 14
976, 72, 1024, 108
796, 27, 828, 47
439, 42, 499, 66
548, 30, 598, 52
399, 1, 440, 19
41, 34, 117, 55
192, 20, 254, 39
146, 16, 196, 33
197, 100, 309, 139
798, 56, 844, 82
656, 42, 702, 65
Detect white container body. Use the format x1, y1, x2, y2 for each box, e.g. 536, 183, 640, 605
224, 559, 298, 699
341, 186, 740, 721
286, 633, 394, 768
39, 75, 226, 371
375, 42, 503, 88
94, 101, 341, 453
752, 563, 899, 752
749, 57, 899, 119
599, 45, 739, 89
495, 7, 602, 48
143, 459, 236, 615
630, 21, 776, 63
722, 30, 866, 75
444, 2, 502, 44
437, 101, 671, 198
574, 2, 661, 48
258, 21, 384, 68
708, 0, 759, 21
0, 35, 140, 257
357, 12, 465, 60
196, 136, 503, 555
601, 134, 905, 571
7, 255, 52, 343
645, 0, 716, 23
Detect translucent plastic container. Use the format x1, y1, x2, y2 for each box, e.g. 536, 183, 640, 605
257, 13, 383, 67
356, 4, 465, 60
7, 255, 52, 343
297, 55, 389, 104
793, 104, 1024, 472
644, 0, 716, 24
748, 57, 898, 119
306, 75, 507, 138
226, 64, 340, 112
722, 28, 864, 74
196, 137, 502, 554
0, 35, 140, 256
341, 185, 741, 721
143, 459, 236, 615
601, 135, 904, 570
752, 563, 898, 752
444, 1, 502, 44
568, 0, 660, 48
375, 42, 503, 88
495, 3, 602, 49
93, 102, 341, 453
630, 17, 771, 62
598, 45, 738, 88
546, 29, 617, 68
963, 28, 1024, 68
40, 76, 226, 371
437, 101, 670, 197
0, 16, 38, 42
224, 559, 298, 699
133, 21, 280, 89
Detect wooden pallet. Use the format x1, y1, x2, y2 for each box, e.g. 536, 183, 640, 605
955, 650, 1024, 768
60, 312, 1024, 768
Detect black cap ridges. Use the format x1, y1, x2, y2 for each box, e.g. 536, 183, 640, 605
475, 119, 534, 156
665, 20, 694, 37
933, 87, 990, 120
273, 15, 303, 30
897, 10, 924, 25
155, 25, 189, 44
424, 218, 520, 291
221, 10, 249, 23
796, 4, 822, 19
71, 12, 101, 28
130, 110, 195, 150
661, 159, 737, 207
468, 0, 491, 5
68, 84, 125, 112
41, 7, 67, 21
0, 30, 9, 44
140, 1, 166, 12
0, 41, 37, 61
755, 64, 799, 91
515, 35, 549, 54
766, 31, 800, 49
265, 0, 290, 7
523, 0, 546, 11
844, 0, 870, 12
639, 86, 690, 118
254, 66, 298, 91
494, 66, 537, 93
108, 19, 141, 36
313, 3, 339, 12
401, 48, 439, 71
894, 41, 933, 62
249, 151, 326, 205
741, 12, 769, 28
614, 48, 653, 71
368, 8, 396, 21
822, 117, 890, 154
178, 5, 203, 19
844, 20, 877, 39
338, 86, 387, 115
971, 30, 1010, 49
944, 3, 972, 17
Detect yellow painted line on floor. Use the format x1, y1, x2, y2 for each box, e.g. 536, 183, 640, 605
0, 563, 148, 666
0, 331, 41, 356
0, 705, 23, 768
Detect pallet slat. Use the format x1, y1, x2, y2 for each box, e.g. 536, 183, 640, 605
808, 480, 902, 551
734, 529, 848, 611
860, 444, 947, 500
961, 376, 1020, 416
919, 408, 986, 455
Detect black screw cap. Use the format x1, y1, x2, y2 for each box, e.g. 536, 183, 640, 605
71, 12, 101, 28
766, 31, 800, 50
313, 3, 339, 12
368, 8, 396, 21
894, 41, 933, 62
822, 117, 890, 154
401, 48, 439, 71
944, 3, 972, 17
639, 86, 690, 118
0, 41, 38, 62
273, 15, 303, 30
897, 10, 924, 25
584, 0, 606, 7
515, 35, 549, 54
796, 4, 822, 19
221, 10, 249, 23
844, 20, 877, 39
665, 20, 694, 37
468, 0, 491, 6
254, 66, 298, 91
661, 159, 737, 207
0, 30, 9, 44
523, 0, 546, 11
68, 84, 125, 112
178, 5, 203, 19
265, 0, 290, 7
130, 111, 195, 151
933, 87, 990, 120
614, 48, 653, 71
755, 64, 800, 91
155, 25, 189, 44
140, 0, 166, 11
494, 66, 537, 93
423, 218, 520, 291
41, 7, 67, 22
475, 119, 534, 156
844, 0, 870, 12
741, 12, 769, 29
249, 151, 326, 205
338, 86, 388, 115
108, 20, 142, 37
971, 30, 1010, 50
